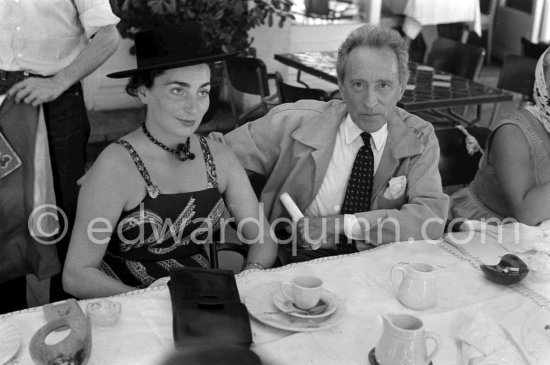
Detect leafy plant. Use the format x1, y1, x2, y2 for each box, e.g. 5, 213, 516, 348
112, 0, 294, 55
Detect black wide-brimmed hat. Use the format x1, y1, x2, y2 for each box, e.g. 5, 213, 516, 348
107, 22, 238, 78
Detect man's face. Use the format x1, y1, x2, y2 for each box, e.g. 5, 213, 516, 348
338, 46, 405, 133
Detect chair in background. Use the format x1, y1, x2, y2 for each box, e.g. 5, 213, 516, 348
521, 37, 549, 59
435, 126, 489, 189
304, 0, 331, 18
208, 242, 248, 270
303, 0, 354, 20
275, 72, 330, 103
479, 0, 498, 64
487, 54, 537, 127
417, 38, 486, 127
426, 38, 486, 81
208, 172, 267, 269
225, 56, 279, 127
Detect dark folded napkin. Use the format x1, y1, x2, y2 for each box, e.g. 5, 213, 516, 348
168, 267, 253, 348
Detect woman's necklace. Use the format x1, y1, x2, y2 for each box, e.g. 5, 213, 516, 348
142, 123, 195, 161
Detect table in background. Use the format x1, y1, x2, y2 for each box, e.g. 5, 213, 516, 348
275, 51, 512, 113
1, 236, 548, 364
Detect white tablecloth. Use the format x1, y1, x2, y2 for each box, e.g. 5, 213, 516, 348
385, 0, 482, 39
1, 237, 549, 365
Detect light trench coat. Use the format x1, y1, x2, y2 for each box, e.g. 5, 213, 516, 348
224, 99, 449, 246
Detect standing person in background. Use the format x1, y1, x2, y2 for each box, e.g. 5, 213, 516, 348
0, 0, 119, 313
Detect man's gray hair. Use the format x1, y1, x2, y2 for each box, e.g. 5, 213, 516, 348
337, 24, 410, 87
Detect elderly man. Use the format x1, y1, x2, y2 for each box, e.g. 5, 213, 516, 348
0, 0, 119, 312
219, 24, 448, 263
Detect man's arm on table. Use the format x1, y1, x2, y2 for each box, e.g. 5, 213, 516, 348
300, 128, 449, 246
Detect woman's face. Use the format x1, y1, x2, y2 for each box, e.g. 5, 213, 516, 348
139, 64, 211, 138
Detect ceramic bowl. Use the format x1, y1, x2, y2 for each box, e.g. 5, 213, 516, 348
86, 299, 121, 327
480, 254, 529, 285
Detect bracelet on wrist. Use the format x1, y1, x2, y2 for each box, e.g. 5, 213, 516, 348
243, 262, 267, 270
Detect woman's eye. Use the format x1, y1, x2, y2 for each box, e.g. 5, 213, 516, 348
172, 87, 184, 95
199, 89, 210, 97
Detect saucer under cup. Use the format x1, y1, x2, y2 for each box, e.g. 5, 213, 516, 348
273, 289, 337, 320
282, 275, 323, 310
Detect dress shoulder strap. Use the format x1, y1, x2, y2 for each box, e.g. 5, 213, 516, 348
197, 135, 218, 189
115, 139, 161, 198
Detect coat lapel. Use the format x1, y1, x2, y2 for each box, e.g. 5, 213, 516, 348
372, 143, 399, 199
372, 109, 425, 199
290, 101, 347, 208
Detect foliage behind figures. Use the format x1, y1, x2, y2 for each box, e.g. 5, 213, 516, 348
112, 0, 295, 56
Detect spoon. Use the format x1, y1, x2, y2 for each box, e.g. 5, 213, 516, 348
290, 300, 328, 316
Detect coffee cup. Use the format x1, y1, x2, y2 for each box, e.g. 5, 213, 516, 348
281, 276, 323, 310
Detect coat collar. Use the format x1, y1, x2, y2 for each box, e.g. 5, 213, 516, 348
290, 100, 424, 158
290, 100, 347, 149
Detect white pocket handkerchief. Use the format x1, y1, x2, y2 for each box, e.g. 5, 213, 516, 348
383, 176, 407, 199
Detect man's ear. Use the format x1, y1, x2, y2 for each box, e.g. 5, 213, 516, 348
399, 83, 407, 99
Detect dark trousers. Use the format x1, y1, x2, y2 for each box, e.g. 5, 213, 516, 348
1, 83, 89, 310
44, 83, 90, 303
0, 276, 27, 314
274, 228, 346, 266
277, 244, 343, 265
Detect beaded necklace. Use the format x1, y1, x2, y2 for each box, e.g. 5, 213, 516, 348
142, 123, 195, 161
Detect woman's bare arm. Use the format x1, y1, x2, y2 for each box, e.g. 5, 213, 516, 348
63, 145, 137, 298
491, 124, 550, 225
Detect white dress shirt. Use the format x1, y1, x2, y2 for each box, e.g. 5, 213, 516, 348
0, 0, 119, 75
304, 114, 388, 241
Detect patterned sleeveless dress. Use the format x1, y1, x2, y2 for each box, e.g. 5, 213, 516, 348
99, 135, 226, 288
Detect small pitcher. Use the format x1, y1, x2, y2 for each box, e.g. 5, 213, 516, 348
391, 262, 437, 310
375, 313, 440, 365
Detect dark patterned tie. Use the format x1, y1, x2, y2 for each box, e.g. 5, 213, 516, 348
338, 132, 374, 253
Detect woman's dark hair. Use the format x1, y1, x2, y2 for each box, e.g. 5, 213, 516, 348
125, 68, 165, 97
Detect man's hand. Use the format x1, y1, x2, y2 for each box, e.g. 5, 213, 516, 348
7, 77, 68, 106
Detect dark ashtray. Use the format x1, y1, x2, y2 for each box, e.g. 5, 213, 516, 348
368, 348, 433, 365
480, 254, 529, 285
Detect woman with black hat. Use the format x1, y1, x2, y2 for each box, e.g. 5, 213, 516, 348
62, 23, 278, 298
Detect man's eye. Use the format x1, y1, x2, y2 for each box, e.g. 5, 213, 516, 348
172, 88, 184, 95
199, 89, 210, 97
380, 83, 392, 90
352, 82, 364, 90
